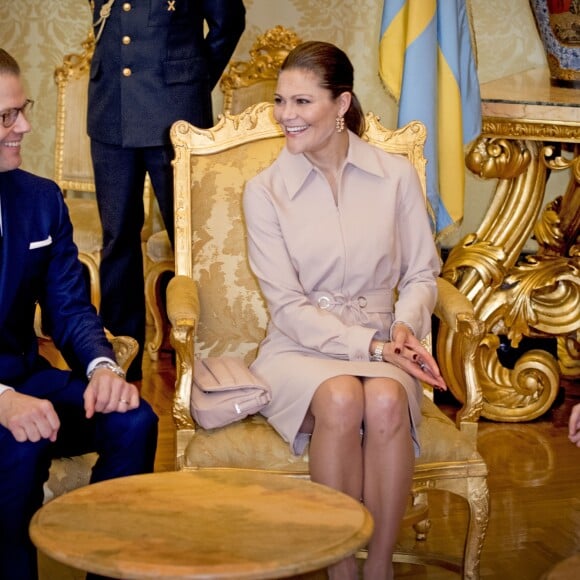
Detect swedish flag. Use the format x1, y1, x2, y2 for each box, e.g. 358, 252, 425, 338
379, 0, 481, 237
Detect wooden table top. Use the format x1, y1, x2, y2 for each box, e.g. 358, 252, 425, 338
478, 68, 580, 142
480, 67, 580, 124
30, 469, 373, 579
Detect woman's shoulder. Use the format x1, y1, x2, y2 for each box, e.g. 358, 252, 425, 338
349, 132, 416, 176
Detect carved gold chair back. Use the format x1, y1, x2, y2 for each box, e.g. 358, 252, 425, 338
168, 102, 489, 579
219, 25, 302, 115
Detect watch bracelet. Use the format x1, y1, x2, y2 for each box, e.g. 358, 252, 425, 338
87, 361, 126, 381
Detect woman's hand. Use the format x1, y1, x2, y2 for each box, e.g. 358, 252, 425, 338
386, 324, 447, 390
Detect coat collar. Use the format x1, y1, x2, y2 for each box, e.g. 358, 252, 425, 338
277, 131, 386, 200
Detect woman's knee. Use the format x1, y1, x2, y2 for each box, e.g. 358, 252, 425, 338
311, 376, 364, 429
364, 379, 410, 429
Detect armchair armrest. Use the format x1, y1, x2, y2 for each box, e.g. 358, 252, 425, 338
434, 277, 475, 330
106, 333, 138, 373
434, 277, 485, 432
167, 275, 200, 438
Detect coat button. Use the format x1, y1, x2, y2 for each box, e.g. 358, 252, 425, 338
123, 3, 131, 11
122, 68, 132, 77
122, 36, 131, 45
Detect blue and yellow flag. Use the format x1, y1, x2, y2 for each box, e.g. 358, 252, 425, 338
379, 0, 481, 237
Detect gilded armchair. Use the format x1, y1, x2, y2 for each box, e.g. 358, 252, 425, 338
167, 103, 489, 579
144, 25, 302, 360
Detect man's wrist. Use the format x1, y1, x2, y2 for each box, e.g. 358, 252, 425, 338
87, 360, 126, 381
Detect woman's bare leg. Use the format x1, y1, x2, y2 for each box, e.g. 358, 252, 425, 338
305, 375, 365, 580
361, 378, 415, 580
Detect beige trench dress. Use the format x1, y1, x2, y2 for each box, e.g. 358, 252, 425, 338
243, 131, 440, 456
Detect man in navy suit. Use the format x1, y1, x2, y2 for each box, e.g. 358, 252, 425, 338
88, 0, 246, 380
0, 49, 158, 580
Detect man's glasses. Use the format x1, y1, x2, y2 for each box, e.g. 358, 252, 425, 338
1, 99, 34, 128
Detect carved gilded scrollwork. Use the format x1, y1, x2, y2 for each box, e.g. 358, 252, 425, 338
482, 118, 580, 143
438, 131, 579, 421
502, 255, 580, 345
558, 334, 580, 377
466, 137, 532, 179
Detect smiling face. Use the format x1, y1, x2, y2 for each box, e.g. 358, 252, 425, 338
0, 72, 31, 173
273, 68, 350, 165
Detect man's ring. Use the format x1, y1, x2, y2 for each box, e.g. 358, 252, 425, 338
120, 399, 129, 405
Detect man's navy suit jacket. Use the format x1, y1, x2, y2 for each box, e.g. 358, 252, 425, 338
0, 169, 114, 385
88, 0, 246, 148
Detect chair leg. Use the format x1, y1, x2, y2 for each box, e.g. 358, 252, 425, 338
145, 261, 174, 361
461, 476, 490, 580
410, 490, 431, 541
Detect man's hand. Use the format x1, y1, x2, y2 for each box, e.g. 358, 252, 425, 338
569, 403, 580, 447
84, 369, 140, 419
387, 324, 447, 391
0, 390, 60, 442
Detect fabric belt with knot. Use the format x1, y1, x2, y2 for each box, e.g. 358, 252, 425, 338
309, 289, 393, 324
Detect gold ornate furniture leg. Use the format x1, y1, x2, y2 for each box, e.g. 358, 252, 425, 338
437, 68, 580, 421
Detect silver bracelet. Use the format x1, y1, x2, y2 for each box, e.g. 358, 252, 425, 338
370, 341, 386, 362
87, 360, 126, 381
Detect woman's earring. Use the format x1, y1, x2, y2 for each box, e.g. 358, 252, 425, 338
335, 115, 345, 133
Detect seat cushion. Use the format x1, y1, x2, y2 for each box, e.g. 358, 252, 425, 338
183, 395, 481, 474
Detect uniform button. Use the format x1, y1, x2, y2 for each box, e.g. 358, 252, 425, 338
122, 36, 131, 45
122, 2, 131, 11
122, 68, 132, 77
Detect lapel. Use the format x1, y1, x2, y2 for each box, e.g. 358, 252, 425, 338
0, 171, 32, 328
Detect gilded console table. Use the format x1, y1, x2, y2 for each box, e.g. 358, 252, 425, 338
437, 67, 579, 422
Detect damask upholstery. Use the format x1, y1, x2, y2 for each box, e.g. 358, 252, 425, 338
144, 25, 302, 361
167, 103, 489, 579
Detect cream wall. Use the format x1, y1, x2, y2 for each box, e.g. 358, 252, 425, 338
0, 0, 554, 247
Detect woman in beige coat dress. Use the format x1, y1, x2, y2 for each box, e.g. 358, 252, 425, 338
243, 41, 447, 580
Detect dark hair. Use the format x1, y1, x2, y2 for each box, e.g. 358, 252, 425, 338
0, 49, 20, 76
280, 41, 365, 137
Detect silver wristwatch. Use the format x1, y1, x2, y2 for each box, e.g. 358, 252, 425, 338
87, 360, 126, 381
370, 342, 385, 362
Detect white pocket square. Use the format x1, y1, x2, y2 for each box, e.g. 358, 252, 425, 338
29, 235, 52, 249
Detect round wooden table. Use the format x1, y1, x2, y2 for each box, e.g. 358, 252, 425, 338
30, 469, 373, 579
